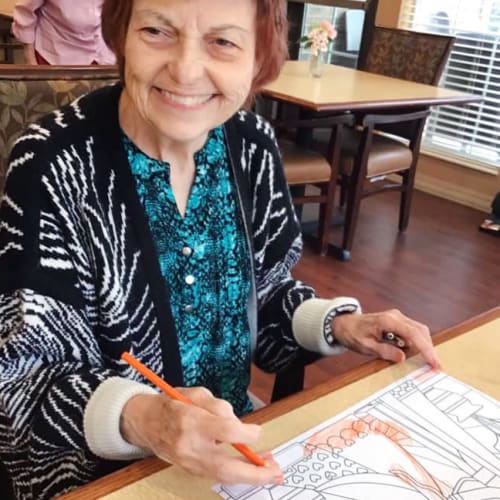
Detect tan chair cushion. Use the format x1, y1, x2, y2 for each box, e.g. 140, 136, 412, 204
340, 128, 413, 178
312, 127, 413, 179
279, 139, 331, 185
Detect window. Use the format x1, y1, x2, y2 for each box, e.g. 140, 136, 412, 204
299, 4, 365, 69
400, 0, 500, 171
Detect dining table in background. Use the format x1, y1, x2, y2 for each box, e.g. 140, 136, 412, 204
260, 60, 479, 113
0, 0, 16, 21
258, 60, 481, 257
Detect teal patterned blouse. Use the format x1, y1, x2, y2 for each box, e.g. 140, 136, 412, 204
124, 127, 253, 416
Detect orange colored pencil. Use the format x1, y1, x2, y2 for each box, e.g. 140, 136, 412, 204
121, 351, 266, 467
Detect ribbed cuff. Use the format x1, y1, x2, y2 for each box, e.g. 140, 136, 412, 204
292, 297, 361, 355
84, 377, 157, 460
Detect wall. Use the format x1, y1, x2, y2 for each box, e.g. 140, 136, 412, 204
375, 0, 402, 27
376, 0, 499, 212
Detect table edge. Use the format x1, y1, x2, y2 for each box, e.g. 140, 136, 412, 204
57, 306, 500, 499
259, 90, 481, 113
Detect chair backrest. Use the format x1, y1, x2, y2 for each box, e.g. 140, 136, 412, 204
0, 64, 120, 193
358, 26, 455, 85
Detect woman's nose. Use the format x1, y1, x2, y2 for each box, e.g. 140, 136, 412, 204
168, 40, 205, 85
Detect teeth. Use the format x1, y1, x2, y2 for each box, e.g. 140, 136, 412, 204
160, 89, 212, 106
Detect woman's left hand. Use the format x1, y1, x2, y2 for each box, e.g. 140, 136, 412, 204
331, 309, 441, 369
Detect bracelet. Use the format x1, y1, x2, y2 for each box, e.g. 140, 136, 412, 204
323, 302, 360, 346
292, 297, 361, 356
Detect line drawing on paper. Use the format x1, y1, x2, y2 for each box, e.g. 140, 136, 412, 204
214, 368, 500, 499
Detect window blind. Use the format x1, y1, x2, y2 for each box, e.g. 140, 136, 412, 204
400, 0, 500, 170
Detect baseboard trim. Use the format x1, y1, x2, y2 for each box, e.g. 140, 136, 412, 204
414, 173, 491, 213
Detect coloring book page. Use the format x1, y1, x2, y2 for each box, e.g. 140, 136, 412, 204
214, 367, 500, 499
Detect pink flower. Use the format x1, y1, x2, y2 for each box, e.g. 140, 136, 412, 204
300, 19, 338, 56
320, 20, 337, 40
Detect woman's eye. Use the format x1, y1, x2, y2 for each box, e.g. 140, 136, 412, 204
142, 27, 162, 36
214, 38, 237, 49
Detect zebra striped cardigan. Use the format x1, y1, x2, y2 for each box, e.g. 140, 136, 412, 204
0, 84, 317, 499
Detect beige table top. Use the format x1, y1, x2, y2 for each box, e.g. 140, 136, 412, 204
0, 0, 16, 20
261, 60, 480, 112
59, 307, 500, 500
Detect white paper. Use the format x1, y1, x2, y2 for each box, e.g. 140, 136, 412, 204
214, 367, 500, 499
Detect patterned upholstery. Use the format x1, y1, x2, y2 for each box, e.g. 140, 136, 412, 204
0, 65, 119, 193
361, 27, 455, 85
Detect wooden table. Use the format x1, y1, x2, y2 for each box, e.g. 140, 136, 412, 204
261, 60, 478, 112
0, 0, 16, 21
260, 61, 481, 259
59, 306, 500, 499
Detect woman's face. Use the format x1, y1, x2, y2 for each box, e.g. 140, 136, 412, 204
121, 0, 257, 150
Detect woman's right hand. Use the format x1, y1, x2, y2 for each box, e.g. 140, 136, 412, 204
120, 387, 284, 485
23, 44, 37, 65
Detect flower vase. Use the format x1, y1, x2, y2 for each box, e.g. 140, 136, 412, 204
309, 51, 326, 78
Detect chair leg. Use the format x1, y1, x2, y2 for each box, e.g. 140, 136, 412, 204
271, 361, 306, 402
290, 185, 305, 222
399, 168, 417, 231
342, 174, 364, 254
318, 185, 336, 256
339, 176, 348, 207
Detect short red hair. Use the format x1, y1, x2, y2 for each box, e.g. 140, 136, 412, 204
101, 0, 288, 97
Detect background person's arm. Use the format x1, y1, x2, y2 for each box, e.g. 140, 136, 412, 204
12, 0, 45, 64
22, 42, 37, 64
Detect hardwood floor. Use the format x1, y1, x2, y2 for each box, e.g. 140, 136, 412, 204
250, 189, 500, 404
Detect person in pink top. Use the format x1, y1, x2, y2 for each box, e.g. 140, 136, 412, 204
11, 0, 116, 65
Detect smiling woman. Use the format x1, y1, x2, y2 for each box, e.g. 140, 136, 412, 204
0, 0, 441, 499
117, 0, 259, 176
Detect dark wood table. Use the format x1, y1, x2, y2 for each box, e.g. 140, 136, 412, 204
59, 306, 500, 499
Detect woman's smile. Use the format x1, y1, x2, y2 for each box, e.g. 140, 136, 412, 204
155, 87, 216, 109
119, 0, 257, 154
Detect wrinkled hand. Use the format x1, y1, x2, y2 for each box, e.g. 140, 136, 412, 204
120, 387, 283, 485
332, 309, 441, 369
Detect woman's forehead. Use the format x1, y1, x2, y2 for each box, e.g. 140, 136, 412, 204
130, 0, 257, 29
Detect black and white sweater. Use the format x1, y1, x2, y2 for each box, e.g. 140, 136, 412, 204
0, 84, 359, 499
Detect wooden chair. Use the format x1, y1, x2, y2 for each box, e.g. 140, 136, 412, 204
340, 108, 430, 259
314, 27, 455, 260
0, 29, 23, 64
276, 113, 355, 256
358, 26, 454, 86
271, 351, 321, 402
0, 64, 120, 194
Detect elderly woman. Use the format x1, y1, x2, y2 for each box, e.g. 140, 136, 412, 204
0, 0, 440, 498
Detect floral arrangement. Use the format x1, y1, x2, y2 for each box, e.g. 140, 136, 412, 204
299, 20, 338, 56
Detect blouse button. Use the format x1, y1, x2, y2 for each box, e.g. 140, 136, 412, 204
184, 304, 194, 313
182, 246, 193, 257
185, 275, 195, 285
